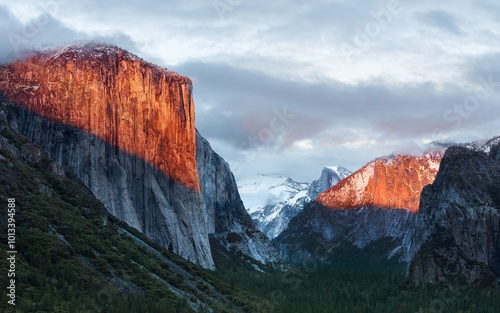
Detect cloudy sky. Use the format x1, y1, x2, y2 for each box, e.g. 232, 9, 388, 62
1, 0, 500, 182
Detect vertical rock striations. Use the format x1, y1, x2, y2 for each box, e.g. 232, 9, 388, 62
196, 131, 253, 234
408, 139, 500, 286
0, 43, 213, 269
0, 43, 199, 191
0, 43, 286, 271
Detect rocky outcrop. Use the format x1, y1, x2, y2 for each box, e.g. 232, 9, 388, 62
196, 131, 253, 234
407, 140, 500, 286
317, 153, 443, 213
273, 201, 414, 263
308, 166, 351, 199
274, 153, 442, 264
0, 43, 213, 268
0, 43, 199, 191
196, 131, 286, 269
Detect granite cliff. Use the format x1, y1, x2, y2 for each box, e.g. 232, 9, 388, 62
407, 139, 500, 286
0, 43, 199, 191
0, 43, 283, 270
317, 153, 443, 213
196, 132, 285, 268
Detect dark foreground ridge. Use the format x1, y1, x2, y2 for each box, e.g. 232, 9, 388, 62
408, 139, 500, 287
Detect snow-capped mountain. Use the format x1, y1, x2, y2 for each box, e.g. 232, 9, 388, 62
459, 136, 500, 154
238, 167, 351, 239
308, 166, 352, 199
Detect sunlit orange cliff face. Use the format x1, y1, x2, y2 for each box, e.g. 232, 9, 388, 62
316, 153, 443, 212
0, 44, 200, 191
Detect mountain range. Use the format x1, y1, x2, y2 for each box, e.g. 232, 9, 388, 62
274, 151, 444, 263
1, 42, 500, 312
238, 166, 351, 239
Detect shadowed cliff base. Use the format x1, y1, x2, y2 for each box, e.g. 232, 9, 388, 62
3, 100, 214, 269
273, 201, 415, 264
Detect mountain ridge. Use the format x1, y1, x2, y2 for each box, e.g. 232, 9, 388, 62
317, 152, 443, 213
274, 152, 444, 264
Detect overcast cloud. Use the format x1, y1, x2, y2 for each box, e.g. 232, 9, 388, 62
0, 0, 499, 182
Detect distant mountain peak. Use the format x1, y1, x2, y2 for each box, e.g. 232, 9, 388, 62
239, 166, 351, 239
308, 166, 352, 200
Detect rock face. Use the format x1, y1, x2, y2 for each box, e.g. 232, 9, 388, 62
0, 43, 199, 191
0, 43, 285, 271
308, 166, 352, 199
274, 153, 443, 264
317, 153, 443, 213
4, 97, 214, 269
196, 131, 253, 234
239, 167, 351, 240
407, 139, 500, 286
196, 131, 285, 268
0, 43, 212, 268
273, 201, 414, 263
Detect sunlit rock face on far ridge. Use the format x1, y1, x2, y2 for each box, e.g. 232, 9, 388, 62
274, 152, 444, 264
317, 152, 443, 213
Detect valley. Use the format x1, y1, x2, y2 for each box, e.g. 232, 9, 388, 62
0, 42, 500, 312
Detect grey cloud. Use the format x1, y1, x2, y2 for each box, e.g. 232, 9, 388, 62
2, 0, 500, 182
0, 5, 24, 62
0, 5, 141, 63
176, 61, 476, 152
464, 52, 500, 84
415, 10, 463, 35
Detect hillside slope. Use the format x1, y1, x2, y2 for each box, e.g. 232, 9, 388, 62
0, 103, 274, 312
